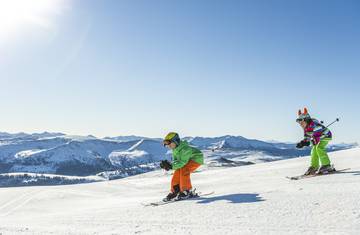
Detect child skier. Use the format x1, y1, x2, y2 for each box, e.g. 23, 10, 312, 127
296, 108, 335, 175
160, 132, 204, 201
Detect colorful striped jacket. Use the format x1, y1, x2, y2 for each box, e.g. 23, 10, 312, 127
304, 119, 332, 145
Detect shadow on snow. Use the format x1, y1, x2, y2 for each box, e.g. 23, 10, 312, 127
196, 193, 265, 204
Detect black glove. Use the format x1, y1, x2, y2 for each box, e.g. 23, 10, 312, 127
296, 142, 303, 148
160, 160, 172, 171
296, 140, 310, 149
303, 140, 310, 147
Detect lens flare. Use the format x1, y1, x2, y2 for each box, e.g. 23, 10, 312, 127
0, 0, 68, 43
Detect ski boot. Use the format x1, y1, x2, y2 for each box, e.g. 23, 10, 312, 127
304, 166, 318, 176
317, 165, 336, 175
163, 185, 180, 202
177, 189, 198, 200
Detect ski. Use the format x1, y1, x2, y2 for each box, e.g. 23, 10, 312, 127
142, 191, 215, 207
286, 168, 351, 180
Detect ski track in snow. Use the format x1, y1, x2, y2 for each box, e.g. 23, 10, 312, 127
0, 148, 360, 234
0, 189, 43, 217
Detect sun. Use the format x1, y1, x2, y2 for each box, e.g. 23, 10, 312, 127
0, 0, 68, 43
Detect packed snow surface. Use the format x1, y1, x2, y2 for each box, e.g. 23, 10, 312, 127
0, 148, 359, 234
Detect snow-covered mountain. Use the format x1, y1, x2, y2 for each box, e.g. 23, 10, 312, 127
104, 135, 162, 142
0, 133, 170, 179
109, 139, 169, 168
186, 135, 356, 153
186, 135, 357, 165
0, 131, 65, 140
186, 135, 275, 149
0, 147, 359, 234
0, 132, 357, 186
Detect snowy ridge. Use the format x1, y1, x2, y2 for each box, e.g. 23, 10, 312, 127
0, 172, 101, 187
109, 139, 170, 167
187, 135, 275, 150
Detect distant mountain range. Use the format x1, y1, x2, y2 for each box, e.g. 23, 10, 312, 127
0, 132, 357, 186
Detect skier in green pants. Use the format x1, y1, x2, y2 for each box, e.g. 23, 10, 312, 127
296, 108, 335, 175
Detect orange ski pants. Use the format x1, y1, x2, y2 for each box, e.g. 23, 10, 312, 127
171, 160, 201, 192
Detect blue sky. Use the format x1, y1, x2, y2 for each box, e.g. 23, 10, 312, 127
0, 0, 359, 143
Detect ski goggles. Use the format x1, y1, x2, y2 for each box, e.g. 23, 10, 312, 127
163, 140, 172, 147
296, 117, 308, 123
296, 118, 304, 123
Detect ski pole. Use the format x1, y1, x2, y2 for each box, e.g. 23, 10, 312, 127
325, 118, 340, 128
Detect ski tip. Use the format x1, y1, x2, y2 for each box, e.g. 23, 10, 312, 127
287, 177, 299, 180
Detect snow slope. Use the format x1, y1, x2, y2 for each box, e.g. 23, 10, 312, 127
0, 148, 359, 234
